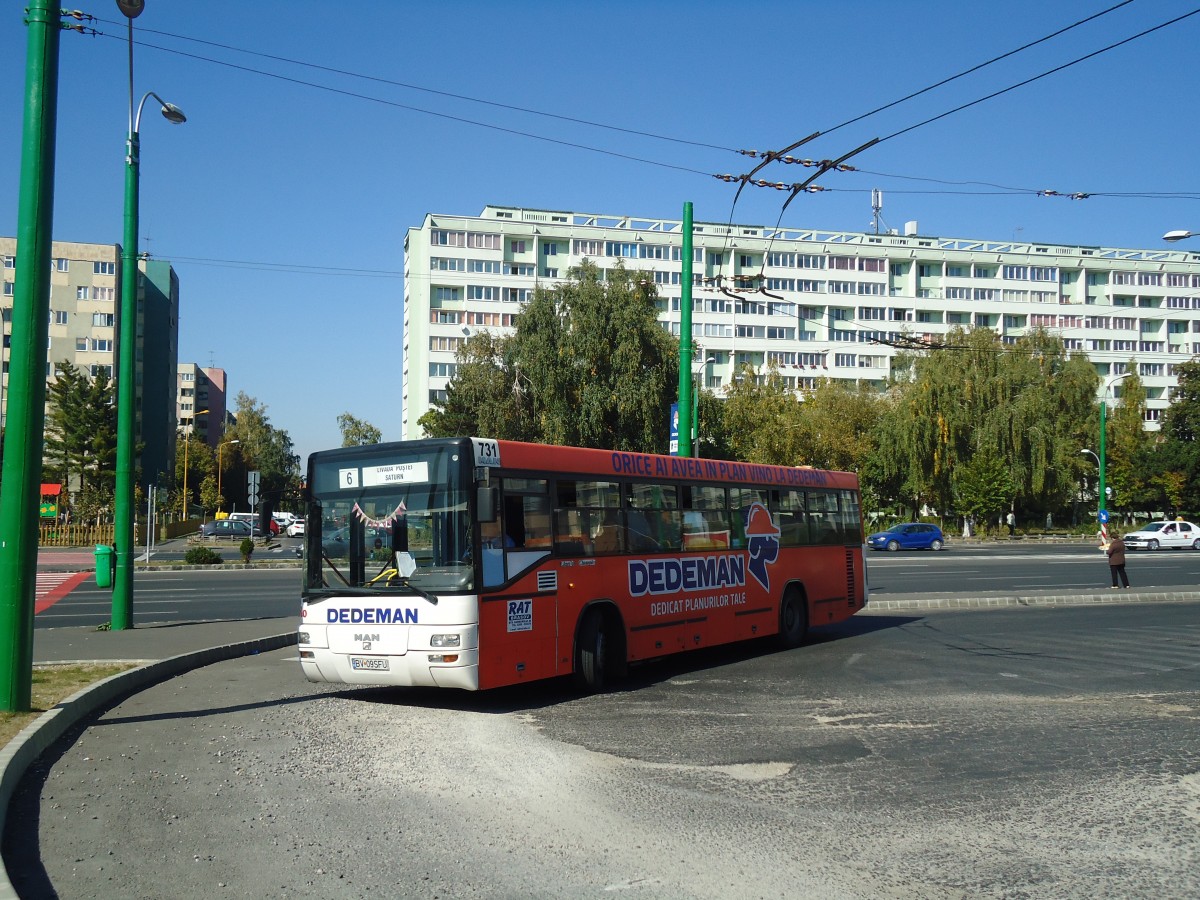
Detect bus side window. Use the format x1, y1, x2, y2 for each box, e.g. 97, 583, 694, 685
778, 489, 808, 547
553, 508, 591, 556
592, 508, 623, 553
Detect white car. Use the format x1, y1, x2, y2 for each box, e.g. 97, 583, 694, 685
1122, 520, 1200, 551
286, 519, 306, 538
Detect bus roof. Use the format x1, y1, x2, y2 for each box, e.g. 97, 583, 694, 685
310, 438, 858, 492
492, 440, 859, 491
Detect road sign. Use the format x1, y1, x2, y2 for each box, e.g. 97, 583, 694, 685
248, 470, 260, 508
1098, 509, 1109, 524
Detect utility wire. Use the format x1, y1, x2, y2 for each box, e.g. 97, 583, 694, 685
89, 16, 740, 155
89, 30, 714, 178
878, 7, 1200, 146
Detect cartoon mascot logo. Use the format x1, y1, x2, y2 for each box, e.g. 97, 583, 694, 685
744, 502, 780, 591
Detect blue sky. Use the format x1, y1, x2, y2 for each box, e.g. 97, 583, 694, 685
3, 0, 1199, 463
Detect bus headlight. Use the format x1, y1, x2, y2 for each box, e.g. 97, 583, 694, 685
430, 633, 461, 648
298, 631, 310, 644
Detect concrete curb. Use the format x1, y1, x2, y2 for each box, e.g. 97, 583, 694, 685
0, 631, 298, 900
867, 589, 1200, 611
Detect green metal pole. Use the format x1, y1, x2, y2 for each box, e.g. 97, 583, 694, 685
0, 0, 61, 711
677, 202, 693, 457
112, 15, 140, 630
1098, 397, 1107, 540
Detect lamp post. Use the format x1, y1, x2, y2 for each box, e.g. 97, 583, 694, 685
217, 439, 240, 510
180, 409, 208, 518
0, 0, 62, 711
1163, 230, 1200, 242
112, 0, 186, 631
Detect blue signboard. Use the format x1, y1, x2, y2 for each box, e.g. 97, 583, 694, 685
1098, 509, 1109, 524
669, 402, 680, 455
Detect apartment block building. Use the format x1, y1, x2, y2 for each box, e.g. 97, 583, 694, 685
0, 237, 180, 491
402, 206, 1200, 440
176, 363, 228, 448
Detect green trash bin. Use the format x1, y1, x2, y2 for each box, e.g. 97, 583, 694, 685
94, 544, 113, 588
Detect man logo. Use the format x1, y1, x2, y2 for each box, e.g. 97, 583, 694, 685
743, 502, 780, 591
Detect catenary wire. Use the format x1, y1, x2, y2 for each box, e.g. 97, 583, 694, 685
88, 16, 739, 156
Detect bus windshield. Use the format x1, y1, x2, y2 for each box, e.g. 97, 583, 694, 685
304, 445, 473, 597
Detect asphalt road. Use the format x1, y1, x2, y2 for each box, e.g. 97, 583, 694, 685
8, 601, 1199, 898
867, 541, 1200, 596
35, 567, 303, 631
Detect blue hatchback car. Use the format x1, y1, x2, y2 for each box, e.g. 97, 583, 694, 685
866, 522, 945, 551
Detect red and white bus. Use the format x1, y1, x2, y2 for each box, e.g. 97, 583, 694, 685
297, 437, 867, 691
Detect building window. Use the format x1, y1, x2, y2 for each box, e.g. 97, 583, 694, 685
573, 239, 602, 256
465, 232, 500, 250
51, 310, 67, 325
92, 312, 114, 326
76, 337, 88, 351
54, 257, 69, 272
2, 282, 12, 297
542, 242, 559, 256
93, 261, 115, 275
92, 286, 114, 301
91, 338, 113, 352
605, 242, 638, 258
432, 230, 466, 247
433, 286, 461, 302
76, 286, 90, 300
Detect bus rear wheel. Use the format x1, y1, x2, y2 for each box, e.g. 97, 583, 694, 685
574, 610, 609, 692
777, 588, 808, 650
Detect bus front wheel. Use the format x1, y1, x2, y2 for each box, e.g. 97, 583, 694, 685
777, 589, 808, 650
574, 610, 609, 692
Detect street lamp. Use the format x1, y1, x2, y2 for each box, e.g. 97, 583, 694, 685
1163, 230, 1199, 242
180, 409, 208, 517
112, 0, 186, 631
217, 439, 241, 511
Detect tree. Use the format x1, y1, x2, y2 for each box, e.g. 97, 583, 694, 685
337, 413, 382, 447
953, 451, 1016, 527
1105, 366, 1151, 512
873, 327, 1097, 519
1148, 359, 1200, 512
175, 435, 215, 514
421, 262, 678, 452
44, 361, 117, 511
718, 362, 806, 465
419, 331, 520, 439
225, 392, 301, 510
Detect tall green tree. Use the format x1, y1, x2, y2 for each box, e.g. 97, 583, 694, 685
1105, 366, 1151, 511
874, 327, 1097, 518
419, 331, 521, 439
1148, 358, 1200, 512
337, 412, 382, 447
718, 363, 806, 465
421, 262, 678, 452
44, 361, 117, 505
225, 392, 301, 510
953, 451, 1017, 526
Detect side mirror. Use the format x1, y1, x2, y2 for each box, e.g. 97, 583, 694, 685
477, 486, 498, 522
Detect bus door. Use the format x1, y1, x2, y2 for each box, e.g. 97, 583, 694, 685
478, 477, 558, 687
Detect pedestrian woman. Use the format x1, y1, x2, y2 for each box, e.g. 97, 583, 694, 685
1107, 529, 1130, 589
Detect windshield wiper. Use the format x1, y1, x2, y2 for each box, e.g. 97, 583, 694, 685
366, 565, 438, 605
